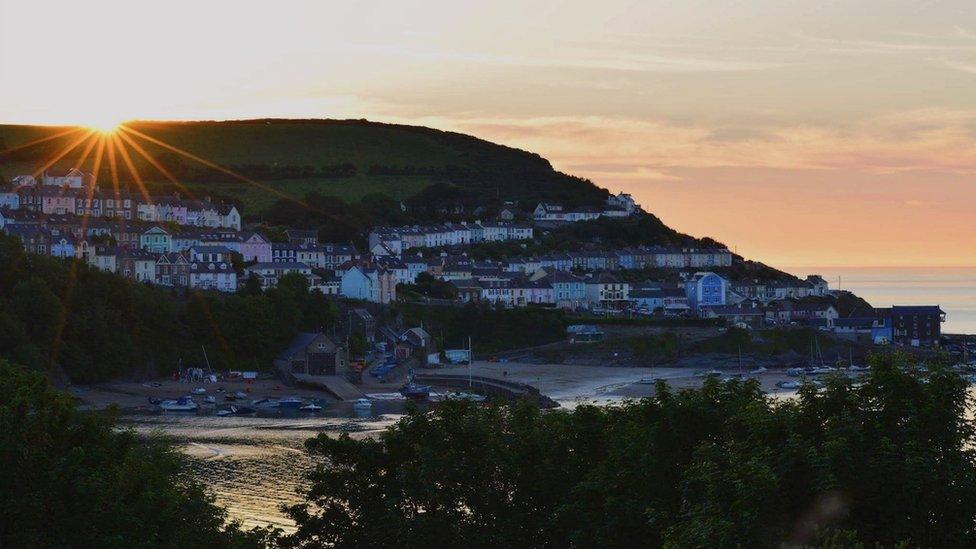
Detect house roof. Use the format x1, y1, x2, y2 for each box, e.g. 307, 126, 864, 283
891, 305, 945, 315
277, 332, 325, 360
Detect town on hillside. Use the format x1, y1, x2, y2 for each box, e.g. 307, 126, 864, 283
0, 170, 949, 351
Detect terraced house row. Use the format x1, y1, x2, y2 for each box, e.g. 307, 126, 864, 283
1, 173, 241, 230
368, 220, 534, 255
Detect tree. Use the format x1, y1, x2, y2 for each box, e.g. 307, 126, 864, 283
0, 360, 271, 547
283, 353, 976, 547
348, 331, 368, 358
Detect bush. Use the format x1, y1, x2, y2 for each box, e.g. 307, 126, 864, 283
0, 361, 270, 547
282, 353, 976, 547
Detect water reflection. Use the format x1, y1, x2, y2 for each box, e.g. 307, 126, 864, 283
120, 411, 401, 532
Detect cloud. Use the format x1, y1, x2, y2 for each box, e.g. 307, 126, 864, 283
939, 58, 976, 74
402, 108, 976, 183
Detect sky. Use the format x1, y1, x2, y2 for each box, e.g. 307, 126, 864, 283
1, 0, 974, 268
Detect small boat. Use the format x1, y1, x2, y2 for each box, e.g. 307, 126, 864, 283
776, 380, 801, 389
637, 377, 657, 385
786, 367, 805, 377
696, 369, 722, 378
234, 391, 248, 399
353, 398, 372, 410
300, 403, 323, 412
278, 396, 303, 408
192, 387, 207, 395
204, 395, 217, 404
399, 383, 431, 400
847, 365, 870, 372
749, 367, 767, 375
216, 405, 256, 416
159, 396, 198, 412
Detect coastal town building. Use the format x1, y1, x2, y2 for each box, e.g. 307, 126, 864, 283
274, 332, 348, 376
888, 305, 946, 347
685, 272, 728, 314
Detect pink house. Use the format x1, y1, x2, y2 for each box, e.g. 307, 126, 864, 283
39, 187, 77, 215
240, 232, 272, 263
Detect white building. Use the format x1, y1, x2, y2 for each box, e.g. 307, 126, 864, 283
189, 261, 237, 292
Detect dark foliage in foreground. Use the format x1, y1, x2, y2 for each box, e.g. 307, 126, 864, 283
0, 361, 269, 548
282, 354, 976, 548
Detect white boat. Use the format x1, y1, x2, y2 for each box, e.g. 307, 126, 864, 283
217, 405, 256, 416
204, 395, 217, 404
279, 396, 303, 408
637, 377, 657, 385
776, 381, 801, 390
300, 403, 323, 412
192, 387, 207, 395
696, 369, 722, 378
786, 368, 805, 377
353, 398, 372, 409
159, 396, 198, 412
749, 367, 767, 375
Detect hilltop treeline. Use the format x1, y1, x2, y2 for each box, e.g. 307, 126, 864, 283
0, 233, 335, 382
283, 354, 976, 547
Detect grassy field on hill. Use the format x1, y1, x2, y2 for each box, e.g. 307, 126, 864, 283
0, 119, 607, 214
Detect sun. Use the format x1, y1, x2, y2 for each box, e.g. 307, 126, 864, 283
80, 115, 125, 134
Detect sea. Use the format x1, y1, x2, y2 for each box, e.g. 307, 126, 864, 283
785, 266, 976, 335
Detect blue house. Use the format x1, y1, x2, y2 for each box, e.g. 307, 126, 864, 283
49, 230, 76, 258
685, 272, 728, 315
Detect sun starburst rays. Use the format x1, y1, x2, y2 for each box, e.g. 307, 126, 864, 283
10, 121, 320, 229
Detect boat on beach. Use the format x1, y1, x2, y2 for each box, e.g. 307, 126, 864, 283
159, 396, 198, 412
216, 405, 256, 416
299, 403, 323, 412
278, 396, 303, 408
399, 383, 432, 400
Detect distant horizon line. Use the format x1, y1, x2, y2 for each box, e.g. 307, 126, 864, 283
781, 265, 976, 270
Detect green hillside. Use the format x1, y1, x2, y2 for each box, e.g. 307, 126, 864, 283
0, 119, 608, 214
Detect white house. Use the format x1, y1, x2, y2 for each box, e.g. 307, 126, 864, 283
340, 265, 396, 304
42, 168, 88, 189
189, 261, 237, 292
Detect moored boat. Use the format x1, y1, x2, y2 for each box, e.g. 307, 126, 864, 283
399, 383, 431, 400
278, 396, 303, 408
300, 403, 323, 412
216, 405, 256, 416
159, 396, 198, 412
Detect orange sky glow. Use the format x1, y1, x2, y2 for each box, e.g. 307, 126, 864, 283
1, 0, 974, 268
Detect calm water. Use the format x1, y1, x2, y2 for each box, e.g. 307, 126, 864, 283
121, 412, 400, 532
786, 266, 976, 335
